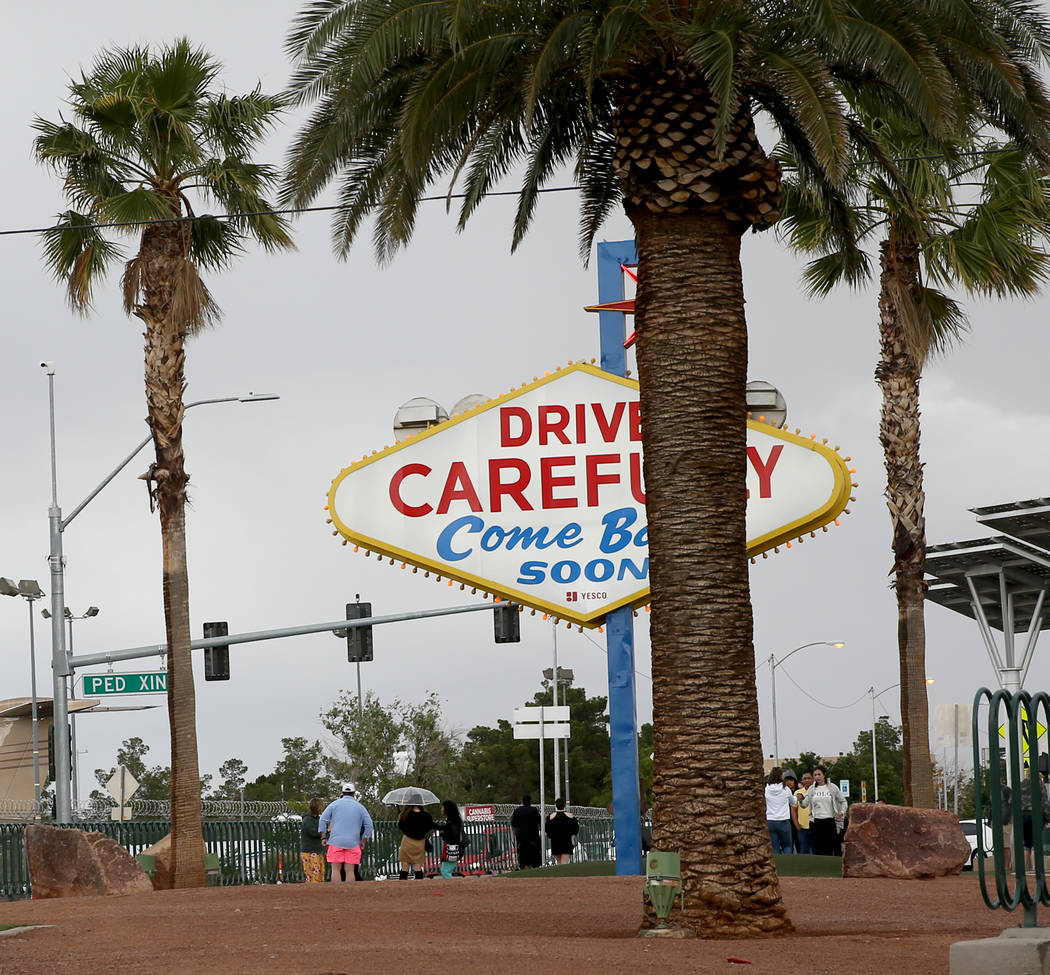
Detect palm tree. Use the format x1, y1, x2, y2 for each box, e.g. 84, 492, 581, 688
779, 121, 1050, 807
34, 39, 293, 887
282, 0, 1050, 934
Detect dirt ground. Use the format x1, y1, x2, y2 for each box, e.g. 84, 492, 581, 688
0, 874, 1020, 975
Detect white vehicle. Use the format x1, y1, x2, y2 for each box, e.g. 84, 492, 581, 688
960, 819, 996, 870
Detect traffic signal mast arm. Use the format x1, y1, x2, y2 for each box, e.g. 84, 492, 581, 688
66, 601, 511, 670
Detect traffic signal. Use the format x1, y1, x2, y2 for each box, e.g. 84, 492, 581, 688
346, 602, 373, 662
493, 602, 520, 643
47, 722, 70, 783
203, 621, 230, 680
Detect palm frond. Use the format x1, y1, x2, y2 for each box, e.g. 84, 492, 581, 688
916, 285, 968, 358
40, 211, 123, 313
188, 215, 245, 272
575, 128, 621, 261
169, 257, 221, 336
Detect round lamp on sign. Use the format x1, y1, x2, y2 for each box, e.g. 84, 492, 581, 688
392, 397, 448, 442
450, 393, 489, 417
745, 380, 788, 429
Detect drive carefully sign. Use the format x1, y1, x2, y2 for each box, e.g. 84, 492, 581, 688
327, 364, 852, 627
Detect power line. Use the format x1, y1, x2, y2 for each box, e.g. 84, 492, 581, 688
2, 142, 1020, 240
0, 185, 581, 239
579, 628, 652, 682
778, 666, 870, 711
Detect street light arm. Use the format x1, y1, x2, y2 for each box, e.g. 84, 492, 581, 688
60, 395, 278, 530
772, 641, 837, 670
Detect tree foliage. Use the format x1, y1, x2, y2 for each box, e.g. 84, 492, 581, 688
783, 720, 905, 805
244, 736, 339, 807
211, 758, 249, 800
91, 736, 217, 803
34, 38, 293, 888
456, 684, 613, 807
780, 118, 1050, 806
280, 0, 1050, 935
320, 690, 461, 805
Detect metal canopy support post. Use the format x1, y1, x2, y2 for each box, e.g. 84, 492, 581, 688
597, 240, 642, 875
962, 568, 1044, 696
966, 574, 1007, 675
1020, 590, 1045, 687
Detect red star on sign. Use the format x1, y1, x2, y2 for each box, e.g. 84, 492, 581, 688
583, 265, 638, 347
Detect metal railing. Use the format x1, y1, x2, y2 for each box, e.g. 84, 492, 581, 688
1, 815, 616, 898
973, 688, 1050, 927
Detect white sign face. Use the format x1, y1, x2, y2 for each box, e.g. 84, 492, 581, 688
839, 780, 850, 798
105, 765, 140, 803
513, 724, 570, 740
328, 364, 851, 626
513, 706, 570, 723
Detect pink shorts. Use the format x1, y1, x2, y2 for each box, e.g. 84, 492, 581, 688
326, 844, 363, 864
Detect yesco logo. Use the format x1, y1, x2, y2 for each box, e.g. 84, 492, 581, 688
327, 364, 851, 626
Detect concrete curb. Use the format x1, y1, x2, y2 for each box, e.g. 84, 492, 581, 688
951, 928, 1050, 974
0, 924, 55, 938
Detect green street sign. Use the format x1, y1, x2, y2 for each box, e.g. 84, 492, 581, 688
82, 672, 167, 696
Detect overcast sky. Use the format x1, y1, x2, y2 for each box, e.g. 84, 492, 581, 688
2, 2, 1047, 801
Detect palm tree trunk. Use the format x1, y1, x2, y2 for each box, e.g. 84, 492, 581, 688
137, 219, 207, 888
632, 208, 791, 936
877, 236, 935, 809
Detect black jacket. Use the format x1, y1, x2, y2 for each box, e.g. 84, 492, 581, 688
511, 803, 541, 839
398, 808, 435, 840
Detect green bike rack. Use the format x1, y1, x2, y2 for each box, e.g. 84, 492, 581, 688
973, 688, 1050, 928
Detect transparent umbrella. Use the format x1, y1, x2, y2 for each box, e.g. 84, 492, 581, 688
382, 787, 440, 806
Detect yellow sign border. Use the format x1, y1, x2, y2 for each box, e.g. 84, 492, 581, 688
327, 363, 852, 626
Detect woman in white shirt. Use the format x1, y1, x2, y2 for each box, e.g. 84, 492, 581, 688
799, 764, 848, 855
764, 766, 797, 854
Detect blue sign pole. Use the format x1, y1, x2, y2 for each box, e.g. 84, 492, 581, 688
596, 240, 642, 875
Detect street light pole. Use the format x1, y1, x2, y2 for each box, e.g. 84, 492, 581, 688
769, 641, 845, 766
43, 362, 72, 824
66, 607, 99, 813
27, 591, 42, 819
41, 361, 278, 823
869, 686, 881, 802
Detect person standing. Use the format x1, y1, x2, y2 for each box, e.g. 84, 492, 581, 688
799, 765, 847, 856
300, 797, 327, 883
319, 783, 373, 883
1020, 766, 1048, 873
511, 794, 542, 869
544, 797, 580, 865
781, 770, 800, 852
764, 767, 797, 854
1001, 783, 1013, 871
398, 803, 436, 879
436, 799, 465, 879
794, 770, 814, 854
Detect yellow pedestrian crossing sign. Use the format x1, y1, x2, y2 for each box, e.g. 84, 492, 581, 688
999, 706, 1047, 756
